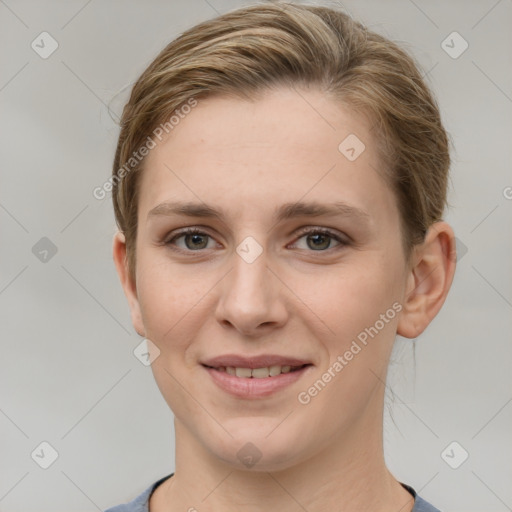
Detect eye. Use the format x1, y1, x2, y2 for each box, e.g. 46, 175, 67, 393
165, 228, 217, 252
290, 227, 347, 252
164, 226, 348, 254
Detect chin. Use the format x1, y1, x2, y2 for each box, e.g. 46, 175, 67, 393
205, 421, 309, 472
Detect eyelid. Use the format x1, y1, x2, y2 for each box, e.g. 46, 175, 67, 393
291, 225, 350, 244
164, 227, 219, 251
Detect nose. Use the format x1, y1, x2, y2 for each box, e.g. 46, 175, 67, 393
215, 245, 288, 337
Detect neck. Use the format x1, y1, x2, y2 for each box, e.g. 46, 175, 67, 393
153, 392, 414, 512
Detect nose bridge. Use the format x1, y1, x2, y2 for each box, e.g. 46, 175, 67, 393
216, 237, 285, 332
228, 240, 271, 306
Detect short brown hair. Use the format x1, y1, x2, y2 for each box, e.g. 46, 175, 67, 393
112, 2, 451, 279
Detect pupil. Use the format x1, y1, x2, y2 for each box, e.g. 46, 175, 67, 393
308, 233, 330, 250
187, 234, 207, 249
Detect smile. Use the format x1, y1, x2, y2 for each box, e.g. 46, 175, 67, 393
202, 363, 313, 399
205, 364, 307, 378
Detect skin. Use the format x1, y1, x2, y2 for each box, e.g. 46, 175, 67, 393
113, 86, 456, 512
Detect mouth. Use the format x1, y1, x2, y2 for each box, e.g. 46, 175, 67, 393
201, 361, 314, 399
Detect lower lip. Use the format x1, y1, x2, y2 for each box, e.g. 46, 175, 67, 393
203, 365, 313, 399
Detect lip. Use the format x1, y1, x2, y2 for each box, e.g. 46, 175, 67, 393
201, 354, 312, 369
202, 363, 313, 399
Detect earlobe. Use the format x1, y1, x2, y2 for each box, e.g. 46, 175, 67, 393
112, 231, 145, 337
397, 222, 457, 339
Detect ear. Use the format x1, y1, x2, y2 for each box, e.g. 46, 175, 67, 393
112, 231, 145, 337
397, 221, 457, 339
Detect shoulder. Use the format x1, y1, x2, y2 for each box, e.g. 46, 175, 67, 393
402, 483, 442, 512
103, 474, 174, 512
105, 476, 440, 512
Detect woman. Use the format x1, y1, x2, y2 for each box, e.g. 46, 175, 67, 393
106, 2, 456, 511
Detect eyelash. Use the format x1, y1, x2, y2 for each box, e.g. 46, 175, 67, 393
164, 226, 349, 255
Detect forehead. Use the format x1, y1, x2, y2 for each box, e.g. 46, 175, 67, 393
137, 87, 395, 225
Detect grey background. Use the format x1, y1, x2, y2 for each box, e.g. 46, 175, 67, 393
1, 1, 511, 511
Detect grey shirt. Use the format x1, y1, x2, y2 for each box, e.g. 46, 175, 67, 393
104, 474, 441, 512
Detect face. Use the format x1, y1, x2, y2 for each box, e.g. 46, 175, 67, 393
119, 86, 413, 471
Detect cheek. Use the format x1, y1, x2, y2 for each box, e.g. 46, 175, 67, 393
294, 255, 403, 342
295, 261, 403, 418
135, 253, 216, 360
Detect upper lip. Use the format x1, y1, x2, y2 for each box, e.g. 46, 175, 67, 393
202, 354, 312, 369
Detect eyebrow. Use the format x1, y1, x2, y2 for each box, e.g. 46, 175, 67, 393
147, 200, 371, 225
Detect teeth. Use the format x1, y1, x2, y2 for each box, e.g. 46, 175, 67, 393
251, 367, 269, 378
269, 365, 281, 377
235, 367, 252, 378
216, 365, 302, 378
